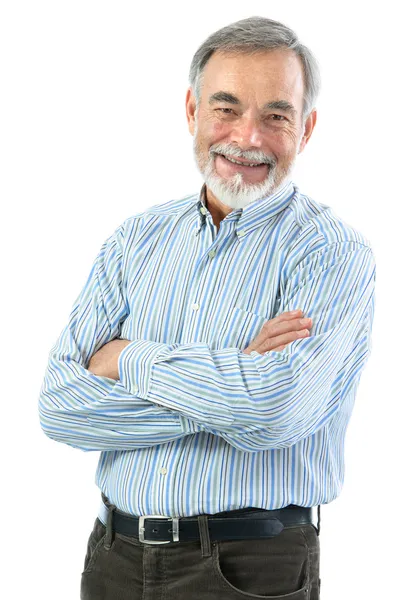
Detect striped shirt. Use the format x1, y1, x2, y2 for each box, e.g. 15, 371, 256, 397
39, 179, 376, 516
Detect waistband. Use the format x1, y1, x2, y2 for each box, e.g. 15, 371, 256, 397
98, 494, 320, 545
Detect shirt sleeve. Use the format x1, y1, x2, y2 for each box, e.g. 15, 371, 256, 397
38, 222, 203, 452
118, 242, 376, 452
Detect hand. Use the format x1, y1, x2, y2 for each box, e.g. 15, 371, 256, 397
87, 339, 132, 380
243, 310, 312, 355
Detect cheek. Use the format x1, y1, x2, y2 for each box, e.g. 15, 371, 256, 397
268, 129, 299, 158
202, 119, 231, 143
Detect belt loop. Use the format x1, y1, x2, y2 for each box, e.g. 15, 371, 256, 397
198, 515, 211, 557
104, 503, 116, 550
317, 505, 321, 536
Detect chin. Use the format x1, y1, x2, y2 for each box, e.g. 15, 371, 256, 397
204, 168, 281, 210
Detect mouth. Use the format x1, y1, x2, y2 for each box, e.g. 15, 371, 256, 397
213, 152, 270, 183
216, 153, 267, 168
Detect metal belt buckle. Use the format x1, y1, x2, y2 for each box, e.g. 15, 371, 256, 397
138, 515, 179, 544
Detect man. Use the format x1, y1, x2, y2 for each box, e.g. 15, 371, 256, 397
39, 16, 376, 600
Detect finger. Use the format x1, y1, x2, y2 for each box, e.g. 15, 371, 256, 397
245, 326, 309, 355
265, 311, 304, 328
262, 328, 310, 353
261, 317, 311, 341
247, 318, 308, 353
276, 309, 304, 320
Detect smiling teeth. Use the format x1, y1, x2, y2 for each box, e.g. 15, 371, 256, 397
222, 155, 264, 167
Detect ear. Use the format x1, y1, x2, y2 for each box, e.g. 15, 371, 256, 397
298, 109, 317, 154
186, 87, 197, 136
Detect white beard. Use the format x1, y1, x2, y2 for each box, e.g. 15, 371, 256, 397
202, 159, 286, 211
193, 123, 299, 211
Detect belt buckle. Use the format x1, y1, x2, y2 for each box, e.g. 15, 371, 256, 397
138, 515, 179, 544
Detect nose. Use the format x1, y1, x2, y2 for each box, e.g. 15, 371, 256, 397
230, 115, 263, 148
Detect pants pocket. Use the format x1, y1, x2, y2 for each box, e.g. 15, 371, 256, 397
82, 518, 107, 574
212, 528, 311, 599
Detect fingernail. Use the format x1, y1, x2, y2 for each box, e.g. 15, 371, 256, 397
300, 317, 311, 325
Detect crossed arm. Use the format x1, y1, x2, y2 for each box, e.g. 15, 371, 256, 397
38, 224, 376, 453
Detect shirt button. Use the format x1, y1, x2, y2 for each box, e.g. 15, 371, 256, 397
192, 303, 200, 311
159, 467, 167, 475
208, 249, 216, 259
132, 384, 138, 394
237, 230, 245, 237
200, 206, 207, 215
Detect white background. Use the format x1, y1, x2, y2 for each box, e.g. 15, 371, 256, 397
0, 1, 397, 598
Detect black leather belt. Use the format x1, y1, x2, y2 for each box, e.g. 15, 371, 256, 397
99, 495, 317, 545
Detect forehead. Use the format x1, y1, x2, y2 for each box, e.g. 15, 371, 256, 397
200, 48, 304, 107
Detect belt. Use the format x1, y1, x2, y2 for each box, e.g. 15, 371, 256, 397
99, 496, 317, 545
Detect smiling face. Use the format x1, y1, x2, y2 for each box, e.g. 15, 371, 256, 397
186, 48, 317, 210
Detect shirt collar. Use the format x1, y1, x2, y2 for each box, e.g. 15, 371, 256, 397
195, 179, 297, 238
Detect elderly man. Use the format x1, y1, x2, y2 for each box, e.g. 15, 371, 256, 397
39, 16, 376, 600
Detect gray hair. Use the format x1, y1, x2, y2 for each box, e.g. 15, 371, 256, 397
189, 16, 321, 121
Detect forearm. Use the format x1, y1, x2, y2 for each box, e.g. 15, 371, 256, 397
39, 350, 203, 452
118, 244, 376, 451
119, 331, 345, 445
38, 220, 204, 452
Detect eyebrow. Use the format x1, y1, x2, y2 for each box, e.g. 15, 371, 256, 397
208, 92, 297, 117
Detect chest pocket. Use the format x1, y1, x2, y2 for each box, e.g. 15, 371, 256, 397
215, 306, 268, 351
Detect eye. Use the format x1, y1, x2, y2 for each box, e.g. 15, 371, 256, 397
215, 108, 235, 115
269, 114, 287, 121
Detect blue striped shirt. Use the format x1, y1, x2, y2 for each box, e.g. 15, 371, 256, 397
38, 180, 376, 516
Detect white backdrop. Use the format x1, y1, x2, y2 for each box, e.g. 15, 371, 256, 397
1, 1, 397, 598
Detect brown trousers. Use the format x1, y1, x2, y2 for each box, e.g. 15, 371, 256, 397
80, 500, 321, 599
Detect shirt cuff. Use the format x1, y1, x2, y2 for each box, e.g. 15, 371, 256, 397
118, 339, 170, 398
179, 414, 204, 434
118, 339, 204, 434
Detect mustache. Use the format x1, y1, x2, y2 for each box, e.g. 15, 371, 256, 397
209, 143, 277, 168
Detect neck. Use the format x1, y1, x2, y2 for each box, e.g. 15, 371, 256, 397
205, 186, 234, 226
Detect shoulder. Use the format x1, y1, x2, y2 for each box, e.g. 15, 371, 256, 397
281, 186, 376, 281
113, 190, 199, 246
289, 186, 373, 248
287, 186, 374, 253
